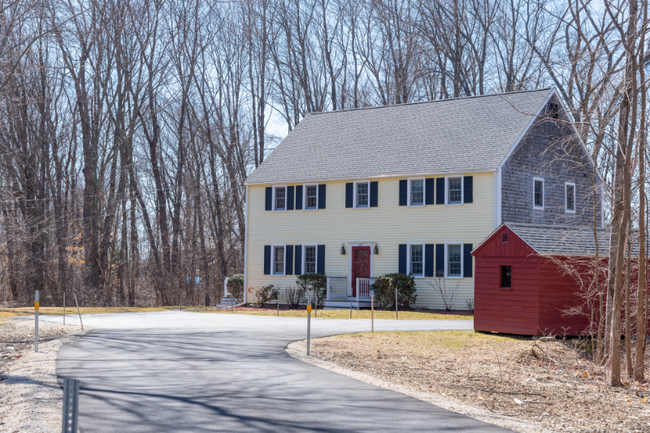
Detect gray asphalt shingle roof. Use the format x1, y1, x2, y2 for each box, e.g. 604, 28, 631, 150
505, 222, 614, 256
246, 88, 554, 185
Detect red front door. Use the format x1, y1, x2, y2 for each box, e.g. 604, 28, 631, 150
351, 247, 371, 297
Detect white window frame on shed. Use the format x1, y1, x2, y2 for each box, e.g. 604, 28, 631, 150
408, 178, 425, 207
354, 181, 370, 209
303, 183, 319, 211
565, 182, 576, 214
445, 176, 464, 205
407, 242, 425, 278
533, 177, 544, 209
302, 244, 318, 274
272, 186, 287, 212
445, 242, 463, 279
271, 244, 286, 276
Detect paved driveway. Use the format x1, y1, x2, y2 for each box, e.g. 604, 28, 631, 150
45, 311, 510, 432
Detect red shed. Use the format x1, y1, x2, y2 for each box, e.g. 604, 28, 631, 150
472, 222, 617, 336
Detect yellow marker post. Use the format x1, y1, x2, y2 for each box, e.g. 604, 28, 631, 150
306, 303, 312, 356
34, 290, 39, 352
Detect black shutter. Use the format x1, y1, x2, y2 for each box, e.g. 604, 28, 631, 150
425, 244, 434, 277
286, 245, 293, 274
318, 184, 326, 209
294, 245, 302, 275
265, 187, 272, 211
317, 245, 326, 274
398, 244, 407, 274
463, 244, 473, 277
287, 186, 295, 210
345, 183, 353, 208
370, 181, 378, 207
435, 244, 445, 276
425, 178, 435, 205
264, 245, 271, 275
295, 185, 303, 210
464, 176, 473, 204
436, 178, 445, 205
399, 180, 408, 206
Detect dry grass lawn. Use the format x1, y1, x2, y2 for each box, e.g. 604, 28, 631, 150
0, 306, 206, 321
310, 331, 650, 433
198, 306, 472, 321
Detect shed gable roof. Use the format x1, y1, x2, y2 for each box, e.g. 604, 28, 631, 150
246, 88, 554, 185
473, 222, 616, 258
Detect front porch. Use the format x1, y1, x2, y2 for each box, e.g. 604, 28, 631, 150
324, 277, 376, 309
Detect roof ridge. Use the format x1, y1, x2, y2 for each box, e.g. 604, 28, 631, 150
310, 87, 553, 116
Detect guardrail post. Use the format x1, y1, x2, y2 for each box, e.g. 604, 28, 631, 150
62, 378, 79, 433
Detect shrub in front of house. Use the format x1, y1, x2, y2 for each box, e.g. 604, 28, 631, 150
254, 284, 279, 307
227, 274, 245, 303
296, 273, 327, 309
371, 273, 417, 310
284, 286, 306, 308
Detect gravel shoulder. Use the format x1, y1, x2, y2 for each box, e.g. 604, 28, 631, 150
287, 331, 650, 433
0, 319, 85, 433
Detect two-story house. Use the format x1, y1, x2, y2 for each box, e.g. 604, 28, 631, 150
243, 88, 603, 310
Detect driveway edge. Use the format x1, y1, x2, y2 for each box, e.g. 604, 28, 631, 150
286, 339, 553, 433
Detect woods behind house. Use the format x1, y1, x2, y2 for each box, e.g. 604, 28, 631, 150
0, 0, 649, 384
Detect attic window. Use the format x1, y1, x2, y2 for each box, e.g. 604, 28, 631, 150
502, 232, 509, 243
549, 102, 560, 120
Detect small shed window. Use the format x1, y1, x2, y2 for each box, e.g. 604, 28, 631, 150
533, 178, 544, 209
502, 232, 509, 243
565, 182, 576, 213
500, 265, 512, 288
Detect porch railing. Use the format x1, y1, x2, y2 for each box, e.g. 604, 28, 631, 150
327, 277, 348, 300
355, 277, 376, 301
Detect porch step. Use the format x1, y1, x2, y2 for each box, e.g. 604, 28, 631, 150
217, 297, 239, 308
324, 300, 371, 310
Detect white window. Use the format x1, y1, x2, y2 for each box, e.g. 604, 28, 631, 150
446, 177, 463, 205
355, 181, 370, 208
409, 179, 425, 206
273, 186, 287, 211
565, 182, 576, 213
304, 184, 318, 210
408, 243, 425, 278
533, 178, 544, 209
272, 245, 285, 276
303, 244, 317, 273
446, 243, 462, 278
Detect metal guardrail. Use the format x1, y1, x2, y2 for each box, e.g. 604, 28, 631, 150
62, 378, 79, 433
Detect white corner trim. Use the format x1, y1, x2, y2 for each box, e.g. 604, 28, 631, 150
243, 185, 249, 304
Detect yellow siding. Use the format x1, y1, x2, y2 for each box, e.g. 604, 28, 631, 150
245, 173, 495, 310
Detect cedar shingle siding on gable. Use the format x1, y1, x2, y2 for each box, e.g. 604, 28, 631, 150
500, 96, 602, 226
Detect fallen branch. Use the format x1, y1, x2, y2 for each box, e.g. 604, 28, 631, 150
453, 384, 547, 397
